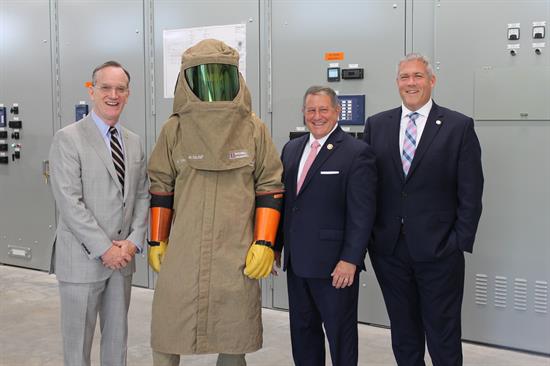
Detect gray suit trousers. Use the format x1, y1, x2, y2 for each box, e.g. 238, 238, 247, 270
59, 271, 132, 366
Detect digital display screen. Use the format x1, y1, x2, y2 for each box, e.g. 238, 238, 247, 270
327, 67, 340, 82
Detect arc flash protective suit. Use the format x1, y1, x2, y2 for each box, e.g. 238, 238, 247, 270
147, 39, 284, 358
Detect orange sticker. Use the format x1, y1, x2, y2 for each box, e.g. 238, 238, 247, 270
324, 52, 344, 61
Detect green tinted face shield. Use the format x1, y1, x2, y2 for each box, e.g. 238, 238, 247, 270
184, 64, 240, 102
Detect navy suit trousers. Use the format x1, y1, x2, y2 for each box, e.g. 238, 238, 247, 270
287, 263, 359, 366
370, 233, 465, 366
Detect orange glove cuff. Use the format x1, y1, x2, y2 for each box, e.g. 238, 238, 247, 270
254, 207, 281, 246
150, 207, 173, 243
253, 191, 283, 247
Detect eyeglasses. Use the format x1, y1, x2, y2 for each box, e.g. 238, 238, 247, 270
94, 84, 129, 95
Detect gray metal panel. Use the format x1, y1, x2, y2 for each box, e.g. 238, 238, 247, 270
409, 0, 435, 55
466, 121, 550, 353
433, 0, 550, 353
432, 0, 550, 112
57, 0, 149, 287
358, 257, 389, 326
270, 1, 405, 325
474, 66, 550, 120
0, 0, 57, 271
273, 249, 288, 310
270, 0, 406, 151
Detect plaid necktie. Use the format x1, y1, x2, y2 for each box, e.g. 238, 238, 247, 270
401, 112, 419, 176
109, 126, 125, 194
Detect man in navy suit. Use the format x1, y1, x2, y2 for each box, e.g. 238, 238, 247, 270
275, 86, 376, 366
363, 53, 484, 366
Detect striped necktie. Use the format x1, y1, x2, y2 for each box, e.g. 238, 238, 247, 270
109, 126, 125, 194
401, 112, 419, 176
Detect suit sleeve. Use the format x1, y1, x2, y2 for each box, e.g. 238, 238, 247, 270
126, 137, 150, 251
340, 143, 377, 266
453, 118, 484, 252
49, 130, 111, 259
273, 142, 289, 252
363, 117, 372, 145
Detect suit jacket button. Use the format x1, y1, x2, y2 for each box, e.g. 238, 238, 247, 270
401, 191, 407, 198
118, 230, 121, 234
292, 207, 298, 212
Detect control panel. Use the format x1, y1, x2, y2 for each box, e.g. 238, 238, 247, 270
0, 104, 7, 164
337, 94, 365, 125
0, 104, 6, 128
0, 103, 23, 164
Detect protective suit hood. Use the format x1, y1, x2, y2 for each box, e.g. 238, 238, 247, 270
172, 39, 254, 171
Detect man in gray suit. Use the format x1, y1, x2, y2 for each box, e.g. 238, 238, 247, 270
49, 60, 149, 366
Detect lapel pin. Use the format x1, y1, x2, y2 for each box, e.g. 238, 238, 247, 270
327, 144, 334, 150
436, 120, 442, 125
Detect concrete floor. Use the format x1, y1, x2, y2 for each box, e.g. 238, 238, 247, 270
1, 264, 549, 366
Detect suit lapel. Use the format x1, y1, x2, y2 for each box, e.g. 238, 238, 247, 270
298, 127, 344, 196
407, 103, 444, 180
82, 117, 123, 193
289, 135, 308, 198
389, 108, 405, 183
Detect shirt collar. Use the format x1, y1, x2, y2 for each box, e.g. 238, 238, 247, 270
401, 99, 433, 120
91, 110, 120, 137
308, 123, 339, 148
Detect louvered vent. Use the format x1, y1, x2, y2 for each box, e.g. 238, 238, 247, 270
513, 278, 527, 311
475, 273, 488, 306
494, 276, 507, 309
534, 281, 548, 314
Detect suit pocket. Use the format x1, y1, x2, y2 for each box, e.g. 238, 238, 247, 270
319, 229, 344, 242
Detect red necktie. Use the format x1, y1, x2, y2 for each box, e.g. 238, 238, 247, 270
297, 140, 320, 193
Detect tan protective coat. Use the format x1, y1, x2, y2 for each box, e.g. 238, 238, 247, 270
148, 39, 283, 355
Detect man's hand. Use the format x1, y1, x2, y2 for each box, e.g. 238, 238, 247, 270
113, 239, 138, 259
331, 260, 357, 289
271, 251, 282, 276
101, 245, 132, 270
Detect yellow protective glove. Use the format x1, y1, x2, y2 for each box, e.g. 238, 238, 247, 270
148, 240, 167, 273
244, 242, 275, 279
